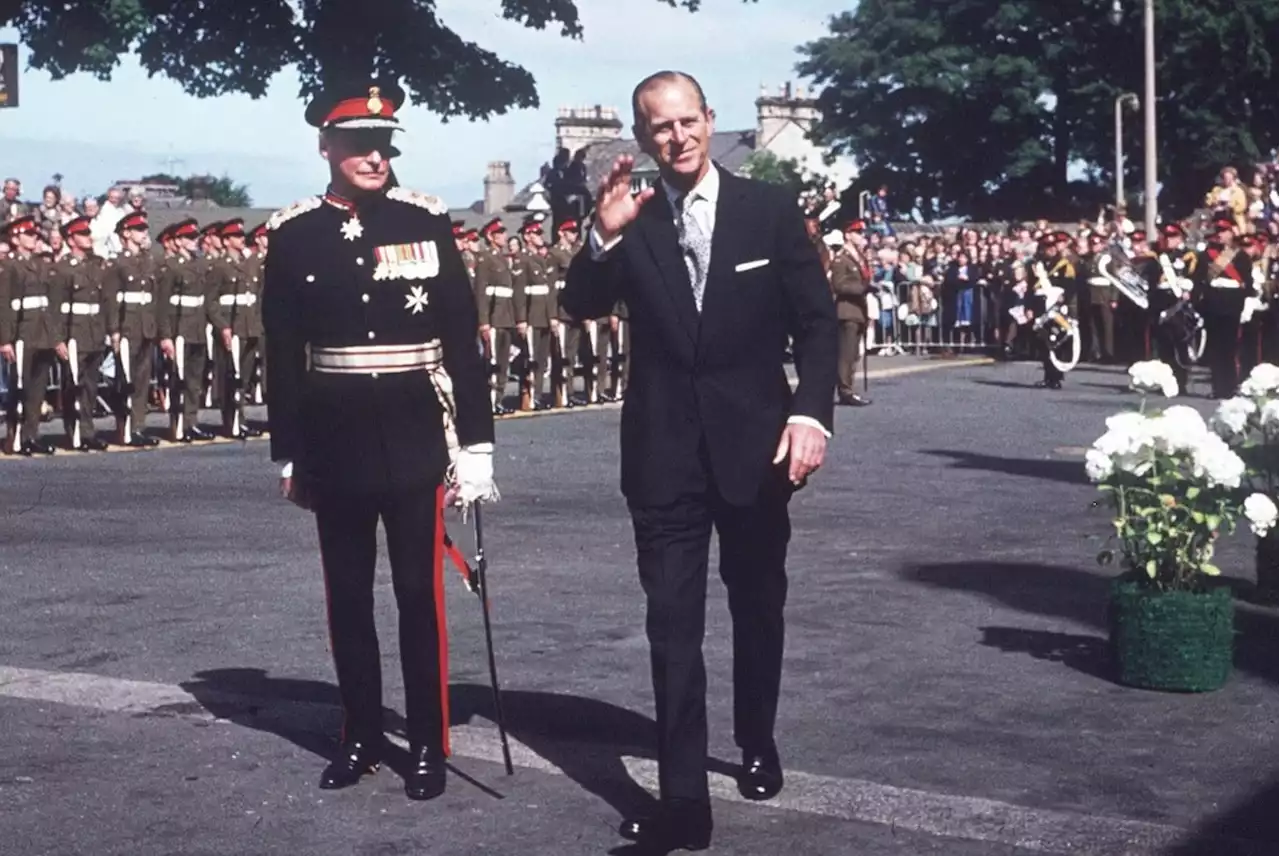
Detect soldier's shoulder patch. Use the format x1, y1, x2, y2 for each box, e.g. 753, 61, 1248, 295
386, 187, 448, 216
266, 196, 323, 231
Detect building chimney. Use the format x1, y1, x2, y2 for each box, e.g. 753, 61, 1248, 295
483, 161, 516, 214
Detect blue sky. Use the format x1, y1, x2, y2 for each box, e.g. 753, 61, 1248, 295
0, 0, 849, 210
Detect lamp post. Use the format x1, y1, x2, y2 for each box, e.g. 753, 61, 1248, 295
1111, 0, 1158, 236
1114, 92, 1139, 209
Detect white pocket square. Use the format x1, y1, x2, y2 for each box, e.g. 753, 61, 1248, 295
735, 258, 770, 273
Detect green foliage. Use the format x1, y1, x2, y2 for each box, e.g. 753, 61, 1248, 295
797, 0, 1278, 221
2, 1, 757, 120
741, 150, 812, 195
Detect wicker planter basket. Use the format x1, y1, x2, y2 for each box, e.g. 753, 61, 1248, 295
1107, 577, 1235, 693
1257, 530, 1278, 604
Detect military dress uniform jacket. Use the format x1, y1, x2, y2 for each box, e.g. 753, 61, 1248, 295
157, 254, 215, 342
3, 255, 59, 349
216, 253, 264, 338
262, 190, 494, 495
53, 254, 107, 348
106, 250, 164, 340
1197, 245, 1252, 319
474, 246, 520, 329
522, 250, 554, 328
829, 250, 870, 323
548, 243, 578, 322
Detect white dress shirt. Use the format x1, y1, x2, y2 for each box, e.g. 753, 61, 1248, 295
588, 165, 830, 439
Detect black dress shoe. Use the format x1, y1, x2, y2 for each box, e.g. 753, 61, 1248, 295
403, 745, 446, 801
79, 437, 109, 452
185, 427, 215, 442
127, 433, 159, 447
619, 801, 712, 852
26, 438, 57, 455
318, 740, 381, 790
737, 747, 784, 801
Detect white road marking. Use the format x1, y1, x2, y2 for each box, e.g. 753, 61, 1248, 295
0, 665, 1262, 856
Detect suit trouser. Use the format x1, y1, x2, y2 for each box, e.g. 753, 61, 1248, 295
1203, 314, 1241, 398
836, 319, 867, 398
1088, 289, 1115, 360
628, 468, 791, 805
20, 347, 58, 441
314, 483, 449, 751
67, 348, 103, 442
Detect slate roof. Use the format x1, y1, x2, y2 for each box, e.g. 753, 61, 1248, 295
144, 206, 277, 233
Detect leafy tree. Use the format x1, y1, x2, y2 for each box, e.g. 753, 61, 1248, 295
797, 0, 1277, 221
3, 0, 757, 120
741, 150, 812, 195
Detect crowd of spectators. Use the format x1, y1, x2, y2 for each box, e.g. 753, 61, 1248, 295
2, 177, 151, 260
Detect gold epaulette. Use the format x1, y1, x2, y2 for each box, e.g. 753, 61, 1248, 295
1051, 257, 1075, 278
266, 196, 323, 231
1181, 250, 1198, 274
386, 187, 448, 216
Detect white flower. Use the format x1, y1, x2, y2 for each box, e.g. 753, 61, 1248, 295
1210, 396, 1256, 438
1085, 448, 1114, 482
1093, 412, 1156, 476
1239, 363, 1280, 398
1128, 360, 1179, 398
1149, 405, 1209, 454
1243, 493, 1278, 537
1261, 400, 1279, 430
1190, 434, 1247, 489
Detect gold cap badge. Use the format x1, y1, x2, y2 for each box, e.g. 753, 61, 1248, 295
366, 86, 383, 115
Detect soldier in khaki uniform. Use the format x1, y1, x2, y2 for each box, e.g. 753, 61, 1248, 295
211, 218, 263, 438
196, 221, 225, 410
474, 217, 521, 414
157, 218, 216, 441
548, 219, 584, 406
242, 222, 268, 406
519, 216, 554, 410
2, 215, 59, 454
1083, 232, 1117, 363
105, 210, 165, 445
830, 219, 872, 406
52, 216, 110, 451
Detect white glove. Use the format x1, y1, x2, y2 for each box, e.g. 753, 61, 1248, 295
455, 443, 499, 506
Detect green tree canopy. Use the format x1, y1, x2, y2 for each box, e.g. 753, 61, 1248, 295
741, 150, 813, 196
4, 0, 756, 120
797, 0, 1278, 222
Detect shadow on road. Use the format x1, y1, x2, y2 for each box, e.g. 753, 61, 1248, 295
978, 626, 1111, 681
181, 670, 732, 821
1161, 778, 1279, 855
921, 449, 1090, 486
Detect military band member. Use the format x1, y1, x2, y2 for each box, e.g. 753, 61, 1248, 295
1197, 219, 1251, 399
157, 218, 215, 441
104, 211, 163, 446
548, 219, 584, 406
830, 218, 872, 406
1083, 232, 1117, 363
53, 216, 110, 451
1150, 223, 1200, 395
1239, 233, 1269, 380
474, 217, 519, 414
518, 216, 554, 410
2, 215, 59, 455
262, 79, 496, 801
1031, 235, 1077, 390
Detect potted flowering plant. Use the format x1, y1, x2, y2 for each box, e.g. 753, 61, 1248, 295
1209, 363, 1279, 602
1085, 361, 1245, 692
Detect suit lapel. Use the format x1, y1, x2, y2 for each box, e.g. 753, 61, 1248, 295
635, 192, 699, 345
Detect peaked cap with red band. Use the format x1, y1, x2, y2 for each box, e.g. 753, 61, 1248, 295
201, 221, 223, 238
218, 218, 246, 239
61, 215, 93, 239
558, 219, 578, 233
7, 214, 38, 236
481, 217, 505, 237
115, 210, 149, 234
250, 222, 268, 239
172, 218, 200, 239
305, 79, 405, 131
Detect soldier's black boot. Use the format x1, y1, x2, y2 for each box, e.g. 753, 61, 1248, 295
404, 745, 446, 801
318, 739, 381, 790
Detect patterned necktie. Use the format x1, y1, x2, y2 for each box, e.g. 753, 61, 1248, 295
676, 192, 710, 312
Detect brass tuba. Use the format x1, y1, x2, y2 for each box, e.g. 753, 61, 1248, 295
1096, 242, 1150, 310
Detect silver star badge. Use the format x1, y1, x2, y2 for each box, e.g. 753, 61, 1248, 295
404, 285, 429, 314
340, 216, 363, 241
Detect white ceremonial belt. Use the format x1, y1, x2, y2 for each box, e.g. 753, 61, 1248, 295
1210, 277, 1241, 289
486, 287, 514, 298
118, 291, 153, 305
10, 295, 50, 311
555, 279, 566, 290
218, 293, 258, 307
526, 285, 551, 296
170, 294, 205, 308
59, 302, 101, 316
1087, 277, 1112, 286
310, 341, 443, 374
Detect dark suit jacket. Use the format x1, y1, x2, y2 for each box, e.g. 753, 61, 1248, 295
562, 166, 838, 507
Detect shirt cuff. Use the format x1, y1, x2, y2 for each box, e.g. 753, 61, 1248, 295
461, 442, 494, 454
787, 415, 832, 439
279, 460, 293, 478
588, 227, 623, 261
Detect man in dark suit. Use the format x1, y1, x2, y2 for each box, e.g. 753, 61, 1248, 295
561, 70, 838, 852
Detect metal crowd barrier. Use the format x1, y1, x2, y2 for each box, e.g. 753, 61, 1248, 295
864, 277, 1004, 356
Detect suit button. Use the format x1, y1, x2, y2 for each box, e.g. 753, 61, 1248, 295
306, 274, 315, 282
356, 257, 364, 266
371, 372, 379, 379
367, 331, 376, 340
362, 294, 370, 303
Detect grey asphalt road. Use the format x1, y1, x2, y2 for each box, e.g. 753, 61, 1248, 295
0, 358, 1274, 856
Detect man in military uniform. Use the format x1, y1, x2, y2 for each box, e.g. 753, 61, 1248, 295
1150, 222, 1201, 395
212, 219, 264, 437
2, 215, 59, 454
474, 217, 519, 414
52, 215, 110, 451
1238, 233, 1269, 381
1030, 235, 1077, 390
830, 218, 872, 406
548, 219, 584, 406
1197, 219, 1251, 399
157, 218, 216, 442
105, 211, 164, 446
197, 221, 225, 410
262, 79, 497, 802
246, 222, 269, 405
1082, 232, 1117, 363
518, 216, 554, 410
